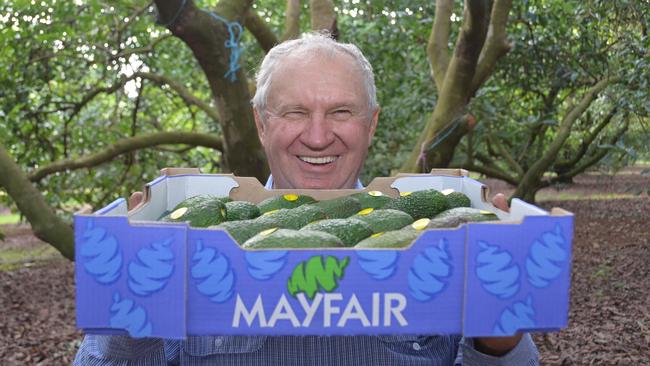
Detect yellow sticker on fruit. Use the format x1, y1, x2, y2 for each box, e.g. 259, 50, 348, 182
259, 227, 278, 236
357, 208, 374, 216
371, 232, 384, 238
263, 209, 279, 216
412, 218, 430, 230
480, 210, 494, 215
283, 194, 299, 201
441, 188, 455, 196
368, 190, 383, 197
400, 191, 412, 197
220, 208, 226, 217
170, 207, 188, 220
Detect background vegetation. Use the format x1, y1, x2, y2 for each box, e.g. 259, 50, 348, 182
0, 0, 648, 260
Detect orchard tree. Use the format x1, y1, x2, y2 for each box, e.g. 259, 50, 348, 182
448, 0, 649, 201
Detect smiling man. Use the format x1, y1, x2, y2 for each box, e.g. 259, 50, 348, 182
252, 35, 378, 190
75, 33, 539, 366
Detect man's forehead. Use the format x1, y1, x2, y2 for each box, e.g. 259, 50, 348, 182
277, 49, 359, 74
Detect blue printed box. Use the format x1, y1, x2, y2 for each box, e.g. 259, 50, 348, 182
75, 168, 573, 339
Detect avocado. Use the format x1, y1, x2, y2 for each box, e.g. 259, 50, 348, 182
243, 228, 344, 249
384, 189, 450, 219
161, 195, 227, 227
349, 191, 394, 210
300, 218, 373, 247
427, 207, 499, 229
310, 196, 362, 219
225, 201, 261, 221
257, 194, 316, 213
354, 218, 430, 248
255, 205, 328, 230
444, 191, 472, 209
212, 219, 276, 245
354, 208, 414, 234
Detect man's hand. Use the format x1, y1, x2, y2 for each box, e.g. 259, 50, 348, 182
491, 193, 510, 212
128, 191, 144, 210
470, 192, 522, 356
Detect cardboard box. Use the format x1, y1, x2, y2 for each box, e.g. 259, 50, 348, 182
75, 168, 573, 339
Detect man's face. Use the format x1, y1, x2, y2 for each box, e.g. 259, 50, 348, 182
254, 52, 378, 189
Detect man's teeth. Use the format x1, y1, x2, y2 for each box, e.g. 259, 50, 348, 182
299, 156, 338, 164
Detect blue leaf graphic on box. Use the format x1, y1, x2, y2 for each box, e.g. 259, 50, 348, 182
128, 237, 175, 296
476, 241, 520, 299
408, 239, 452, 302
356, 250, 399, 280
109, 292, 152, 338
493, 295, 536, 336
192, 240, 236, 303
245, 250, 288, 280
526, 224, 567, 288
80, 220, 122, 285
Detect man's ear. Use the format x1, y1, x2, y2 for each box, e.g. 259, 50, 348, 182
253, 108, 266, 146
367, 106, 380, 145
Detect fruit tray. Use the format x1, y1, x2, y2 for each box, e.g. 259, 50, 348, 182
75, 168, 573, 339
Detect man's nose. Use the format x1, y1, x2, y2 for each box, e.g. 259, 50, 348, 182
299, 113, 335, 149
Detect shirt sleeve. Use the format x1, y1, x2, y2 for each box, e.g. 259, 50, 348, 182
73, 334, 168, 366
454, 333, 539, 366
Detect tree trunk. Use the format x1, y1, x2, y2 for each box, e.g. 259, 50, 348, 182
0, 145, 74, 260
154, 0, 268, 181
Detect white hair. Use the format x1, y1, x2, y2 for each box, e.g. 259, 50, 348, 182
252, 32, 378, 120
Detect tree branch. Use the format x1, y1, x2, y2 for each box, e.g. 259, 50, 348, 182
281, 0, 302, 41
428, 0, 453, 90
470, 0, 513, 95
555, 105, 618, 172
485, 131, 523, 177
133, 72, 221, 122
0, 145, 74, 261
450, 161, 518, 186
555, 118, 630, 181
512, 76, 620, 198
243, 8, 279, 52
154, 0, 269, 180
29, 132, 223, 182
310, 0, 336, 34
110, 34, 173, 62
400, 0, 490, 172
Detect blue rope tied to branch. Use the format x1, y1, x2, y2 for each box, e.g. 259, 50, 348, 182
206, 12, 243, 83
158, 0, 243, 83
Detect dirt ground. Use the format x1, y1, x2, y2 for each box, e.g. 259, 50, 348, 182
0, 169, 648, 365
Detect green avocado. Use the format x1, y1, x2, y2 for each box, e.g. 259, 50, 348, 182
444, 191, 472, 209
349, 191, 394, 210
310, 196, 362, 219
225, 201, 261, 221
300, 218, 373, 247
353, 219, 430, 249
255, 205, 328, 230
427, 207, 499, 229
161, 195, 227, 227
257, 194, 316, 213
384, 189, 450, 219
353, 208, 414, 234
212, 219, 276, 245
243, 228, 344, 249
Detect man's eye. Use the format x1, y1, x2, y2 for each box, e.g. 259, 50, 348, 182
284, 111, 307, 119
331, 110, 352, 120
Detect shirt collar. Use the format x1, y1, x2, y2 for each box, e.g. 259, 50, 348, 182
264, 175, 364, 189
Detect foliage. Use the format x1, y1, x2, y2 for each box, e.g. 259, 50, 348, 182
0, 0, 648, 223
0, 1, 219, 216
451, 0, 649, 199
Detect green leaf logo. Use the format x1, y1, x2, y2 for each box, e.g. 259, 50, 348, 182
287, 255, 350, 300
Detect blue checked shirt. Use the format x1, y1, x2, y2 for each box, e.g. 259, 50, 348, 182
74, 176, 539, 365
